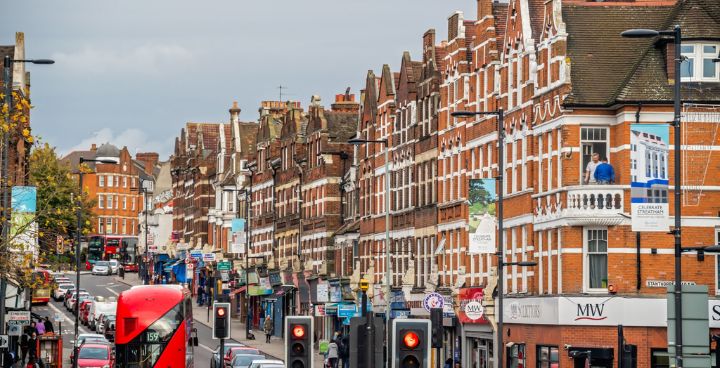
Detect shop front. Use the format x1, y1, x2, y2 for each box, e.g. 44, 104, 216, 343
503, 296, 720, 368
458, 288, 492, 368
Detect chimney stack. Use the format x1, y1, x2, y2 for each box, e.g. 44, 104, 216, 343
136, 152, 160, 175
91, 143, 97, 151
229, 101, 241, 124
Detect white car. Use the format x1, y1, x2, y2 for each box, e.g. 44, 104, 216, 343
66, 291, 90, 310
73, 333, 107, 347
248, 360, 285, 368
90, 302, 117, 331
92, 261, 111, 276
54, 283, 74, 301
108, 260, 120, 274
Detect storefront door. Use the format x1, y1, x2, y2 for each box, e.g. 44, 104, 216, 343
470, 339, 493, 368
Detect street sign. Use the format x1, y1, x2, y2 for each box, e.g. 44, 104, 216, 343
7, 325, 21, 337
0, 335, 8, 349
217, 261, 232, 271
203, 253, 216, 262
6, 311, 30, 326
190, 250, 202, 260
220, 271, 230, 282
423, 293, 445, 312
338, 304, 357, 318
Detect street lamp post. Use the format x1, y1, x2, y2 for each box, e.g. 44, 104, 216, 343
74, 157, 117, 368
0, 56, 53, 337
224, 162, 256, 339
347, 136, 390, 364
452, 109, 537, 368
621, 25, 684, 368
132, 182, 151, 283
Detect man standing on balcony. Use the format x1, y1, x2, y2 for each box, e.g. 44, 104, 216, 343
594, 157, 615, 184
584, 152, 601, 184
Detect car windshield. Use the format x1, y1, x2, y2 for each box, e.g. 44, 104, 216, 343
109, 260, 118, 265
232, 355, 265, 366
78, 347, 108, 360
95, 261, 108, 266
95, 303, 116, 315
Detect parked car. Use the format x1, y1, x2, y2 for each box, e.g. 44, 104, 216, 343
92, 261, 111, 276
79, 300, 94, 325
102, 314, 116, 341
248, 360, 285, 368
108, 259, 120, 274
53, 283, 74, 301
98, 313, 115, 336
73, 294, 93, 313
230, 354, 265, 368
63, 288, 86, 303
225, 347, 261, 368
212, 343, 245, 368
89, 302, 116, 331
65, 290, 90, 311
73, 334, 108, 348
73, 342, 114, 368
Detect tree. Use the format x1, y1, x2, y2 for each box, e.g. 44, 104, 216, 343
28, 143, 95, 264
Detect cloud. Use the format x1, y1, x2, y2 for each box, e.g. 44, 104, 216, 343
51, 44, 194, 75
62, 127, 174, 160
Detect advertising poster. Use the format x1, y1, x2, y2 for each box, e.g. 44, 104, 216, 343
231, 218, 246, 253
630, 124, 669, 231
468, 179, 497, 254
10, 186, 37, 255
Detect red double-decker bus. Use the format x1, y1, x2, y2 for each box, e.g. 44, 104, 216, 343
115, 285, 198, 367
87, 235, 138, 270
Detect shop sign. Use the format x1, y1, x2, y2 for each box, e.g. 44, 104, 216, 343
325, 303, 338, 315
176, 243, 189, 251
338, 304, 357, 318
423, 293, 445, 312
248, 277, 273, 296
5, 311, 30, 326
217, 261, 232, 271
315, 305, 325, 317
317, 280, 330, 303
458, 288, 488, 324
269, 271, 282, 286
190, 250, 202, 260
391, 309, 411, 319
248, 271, 259, 285
203, 253, 216, 262
708, 300, 720, 328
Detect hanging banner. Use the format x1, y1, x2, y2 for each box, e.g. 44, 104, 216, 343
231, 218, 246, 254
630, 124, 670, 232
468, 179, 497, 254
10, 186, 38, 255
458, 288, 489, 324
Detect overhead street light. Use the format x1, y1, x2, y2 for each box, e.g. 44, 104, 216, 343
452, 108, 537, 368
0, 55, 54, 339
621, 24, 685, 368
73, 156, 118, 368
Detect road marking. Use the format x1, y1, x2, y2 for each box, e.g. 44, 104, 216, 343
105, 287, 119, 296
199, 343, 214, 353
48, 302, 88, 334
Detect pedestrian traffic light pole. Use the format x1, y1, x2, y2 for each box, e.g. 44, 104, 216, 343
452, 109, 536, 368
359, 278, 373, 368
0, 55, 53, 336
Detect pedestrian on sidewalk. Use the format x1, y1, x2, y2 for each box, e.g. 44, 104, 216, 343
339, 334, 350, 368
198, 274, 206, 306
27, 332, 37, 364
263, 315, 273, 343
35, 319, 45, 336
43, 317, 54, 335
20, 327, 30, 364
327, 338, 339, 368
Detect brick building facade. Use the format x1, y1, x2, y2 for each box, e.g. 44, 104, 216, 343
169, 0, 720, 366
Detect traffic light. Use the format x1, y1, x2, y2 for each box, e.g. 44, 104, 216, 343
392, 319, 431, 368
430, 308, 443, 348
212, 302, 231, 339
285, 316, 313, 368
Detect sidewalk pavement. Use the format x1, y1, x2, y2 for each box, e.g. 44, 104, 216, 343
115, 273, 325, 367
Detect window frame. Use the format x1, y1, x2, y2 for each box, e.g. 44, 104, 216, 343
579, 126, 610, 185
583, 226, 609, 293
681, 42, 720, 82
536, 345, 560, 368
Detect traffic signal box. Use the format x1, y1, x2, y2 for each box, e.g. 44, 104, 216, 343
212, 302, 231, 339
392, 319, 431, 368
285, 316, 313, 368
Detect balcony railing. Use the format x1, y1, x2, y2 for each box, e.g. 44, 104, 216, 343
534, 185, 626, 229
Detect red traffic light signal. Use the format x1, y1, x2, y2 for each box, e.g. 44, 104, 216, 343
292, 325, 306, 339
217, 307, 226, 317
403, 332, 420, 349
213, 302, 231, 340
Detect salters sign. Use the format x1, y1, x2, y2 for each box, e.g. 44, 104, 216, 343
458, 288, 489, 324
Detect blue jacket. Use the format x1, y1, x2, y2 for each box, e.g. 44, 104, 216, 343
594, 162, 615, 183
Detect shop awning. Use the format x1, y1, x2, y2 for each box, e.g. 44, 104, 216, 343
230, 286, 247, 296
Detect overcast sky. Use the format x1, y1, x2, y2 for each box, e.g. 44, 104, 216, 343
2, 1, 476, 159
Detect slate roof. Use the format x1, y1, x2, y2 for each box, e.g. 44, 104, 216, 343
326, 112, 359, 142
564, 0, 720, 106
563, 3, 673, 106
61, 150, 96, 172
